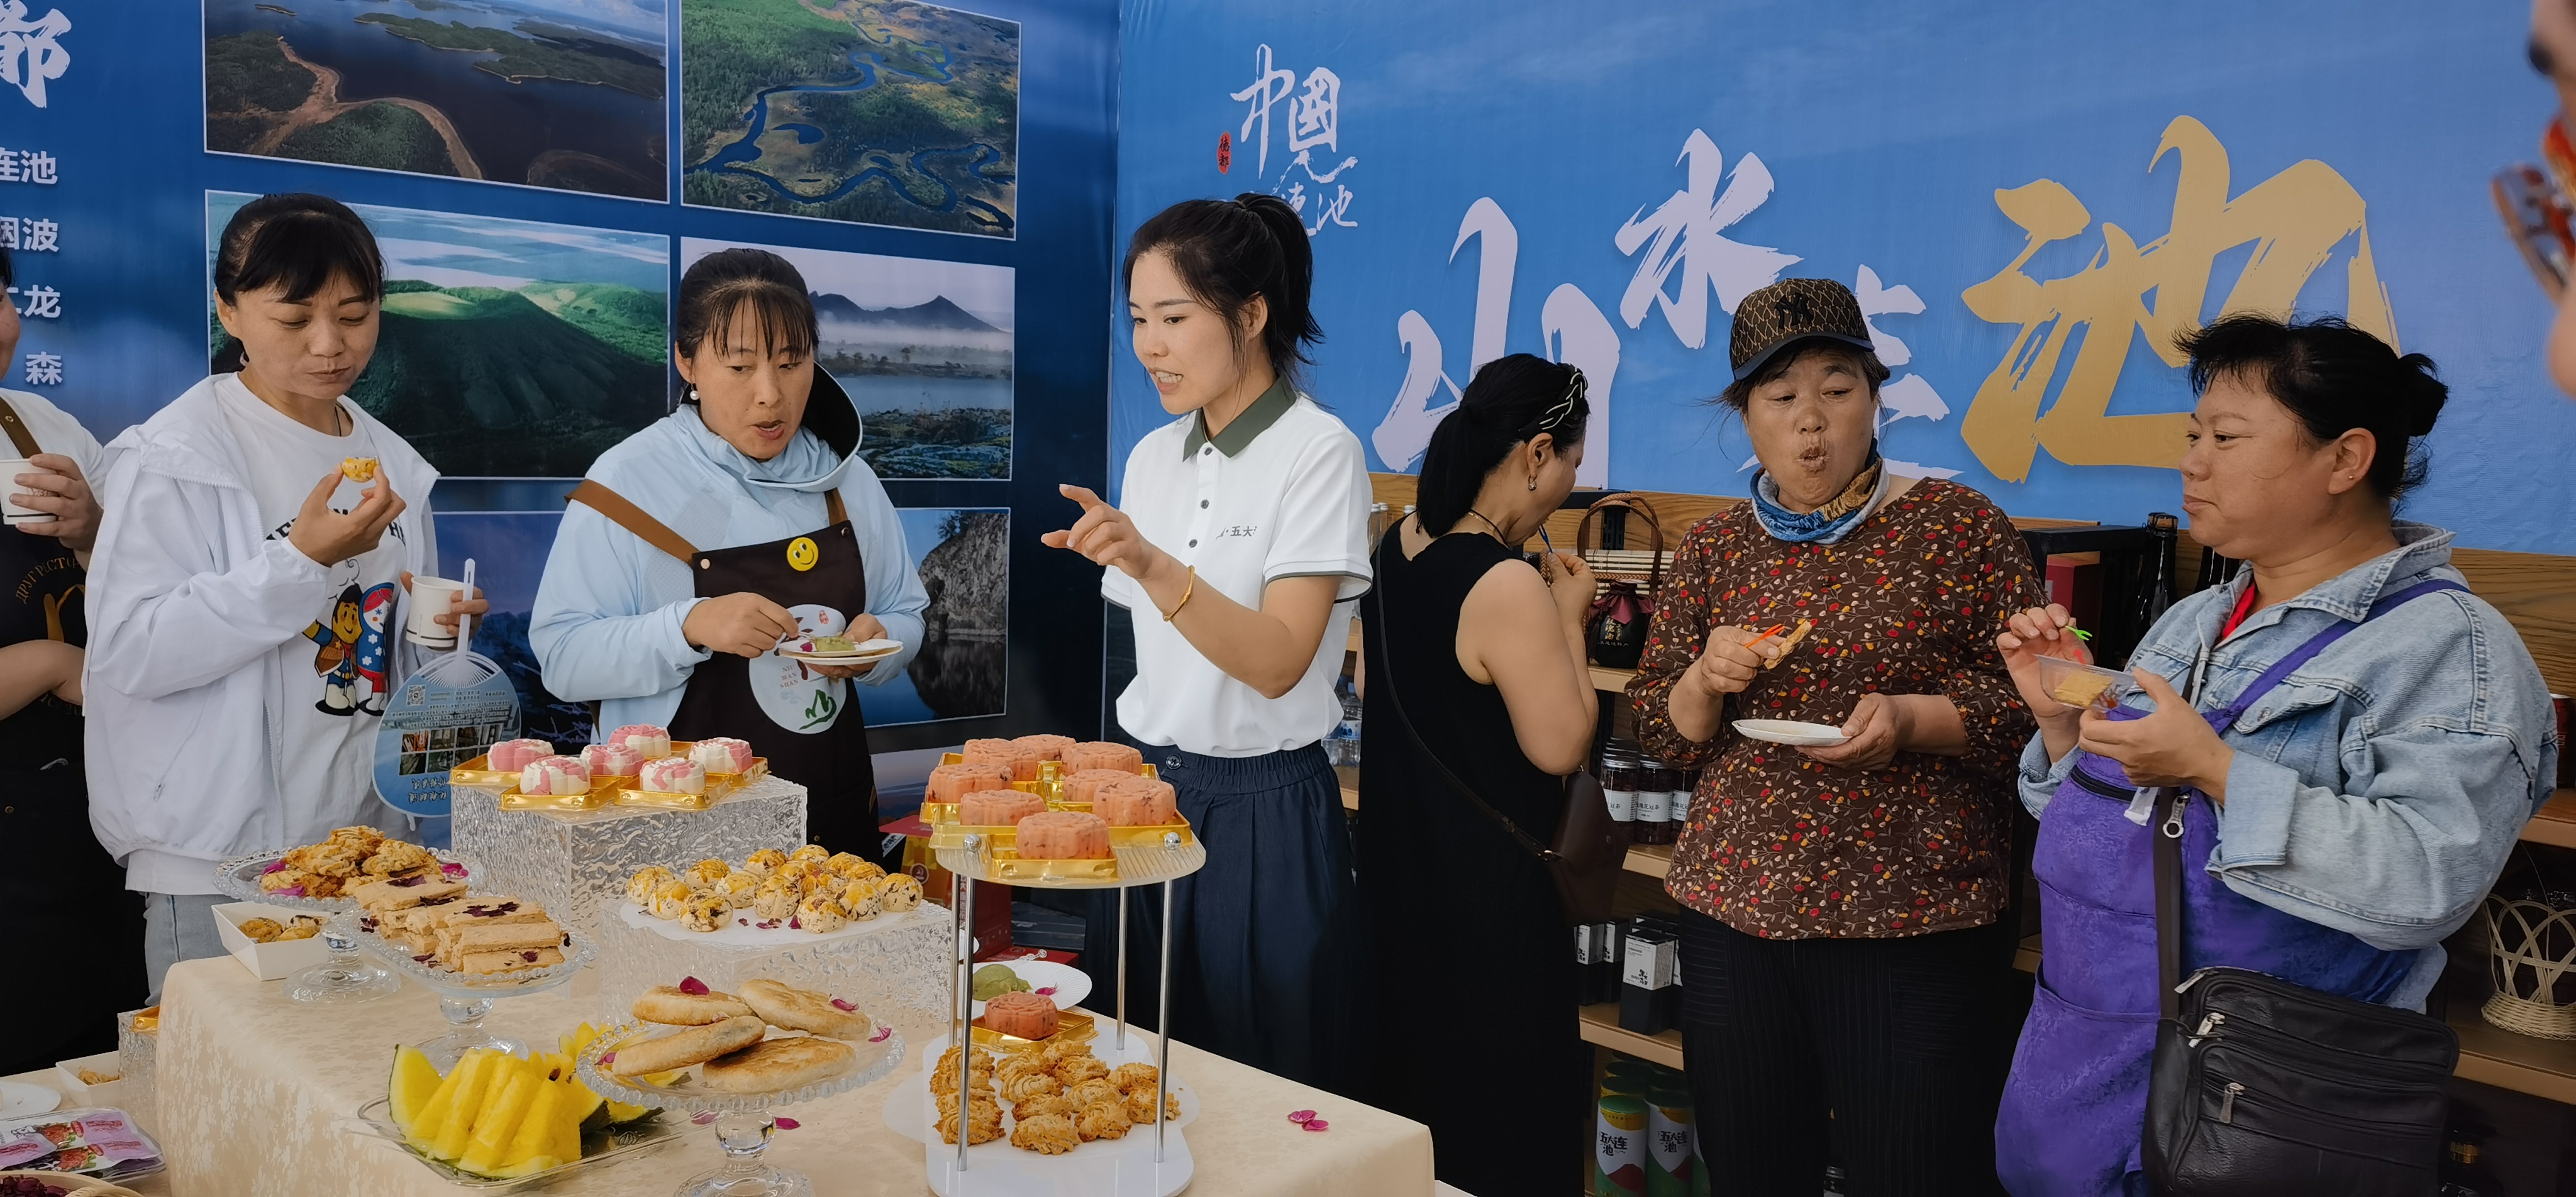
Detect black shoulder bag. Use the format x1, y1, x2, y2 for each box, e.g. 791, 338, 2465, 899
1366, 558, 1628, 925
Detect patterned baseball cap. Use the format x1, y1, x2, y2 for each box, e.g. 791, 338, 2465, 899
1728, 278, 1876, 382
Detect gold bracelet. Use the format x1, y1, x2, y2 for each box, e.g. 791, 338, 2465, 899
1162, 566, 1196, 622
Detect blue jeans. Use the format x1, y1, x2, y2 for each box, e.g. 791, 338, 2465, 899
143, 892, 229, 1005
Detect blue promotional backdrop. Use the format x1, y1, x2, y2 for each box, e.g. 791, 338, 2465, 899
1113, 1, 2576, 554
4, 0, 1118, 758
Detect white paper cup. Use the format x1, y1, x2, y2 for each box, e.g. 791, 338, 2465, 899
406, 575, 465, 646
0, 458, 42, 525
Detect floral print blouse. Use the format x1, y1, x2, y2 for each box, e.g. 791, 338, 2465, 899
1628, 480, 2045, 939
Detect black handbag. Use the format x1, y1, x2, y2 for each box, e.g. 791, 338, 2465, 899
2142, 786, 2458, 1194
1366, 564, 1628, 925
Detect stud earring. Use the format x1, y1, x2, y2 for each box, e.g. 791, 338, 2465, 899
1527, 475, 1537, 491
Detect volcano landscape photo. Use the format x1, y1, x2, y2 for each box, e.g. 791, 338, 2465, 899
209, 193, 672, 478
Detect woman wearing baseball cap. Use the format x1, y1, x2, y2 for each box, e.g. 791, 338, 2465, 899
1626, 278, 2046, 1193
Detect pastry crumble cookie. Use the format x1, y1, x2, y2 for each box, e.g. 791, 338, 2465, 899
340, 456, 378, 482
741, 847, 789, 878
1013, 1091, 1075, 1121
877, 874, 924, 913
1052, 1054, 1111, 1086
682, 858, 731, 890
1075, 1098, 1134, 1142
752, 879, 799, 921
997, 1069, 1063, 1105
1106, 1062, 1158, 1093
714, 871, 760, 910
1008, 1113, 1079, 1155
1123, 1088, 1181, 1124
1760, 619, 1816, 669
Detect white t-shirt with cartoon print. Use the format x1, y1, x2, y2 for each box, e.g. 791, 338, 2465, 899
213, 375, 408, 815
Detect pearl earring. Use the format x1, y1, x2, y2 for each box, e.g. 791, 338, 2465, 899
1526, 475, 1537, 491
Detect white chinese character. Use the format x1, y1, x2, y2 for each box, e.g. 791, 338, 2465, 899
1228, 44, 1296, 177
0, 150, 19, 184
1852, 265, 1963, 480
0, 217, 14, 250
1306, 184, 1357, 235
1613, 129, 1802, 350
0, 2, 70, 109
21, 351, 59, 386
21, 149, 50, 184
23, 216, 48, 251
18, 283, 56, 318
1288, 67, 1339, 155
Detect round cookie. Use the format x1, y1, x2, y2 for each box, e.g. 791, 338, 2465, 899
737, 978, 872, 1039
606, 1013, 763, 1077
700, 1035, 855, 1093
631, 984, 754, 1025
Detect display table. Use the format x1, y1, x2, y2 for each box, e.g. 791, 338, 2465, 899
145, 957, 1433, 1195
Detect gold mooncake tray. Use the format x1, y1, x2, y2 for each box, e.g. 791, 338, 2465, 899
497, 775, 623, 812
935, 834, 1206, 890
928, 819, 1195, 852
923, 757, 1156, 824
968, 1007, 1096, 1049
452, 742, 755, 787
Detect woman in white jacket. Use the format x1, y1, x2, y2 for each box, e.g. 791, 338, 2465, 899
85, 194, 482, 1001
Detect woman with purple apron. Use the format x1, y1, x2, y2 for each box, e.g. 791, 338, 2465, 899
1989, 316, 2555, 1194
533, 250, 929, 859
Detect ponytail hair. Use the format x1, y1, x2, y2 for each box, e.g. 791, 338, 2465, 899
2177, 313, 2446, 500
1122, 194, 1321, 388
211, 193, 385, 374
1416, 355, 1589, 535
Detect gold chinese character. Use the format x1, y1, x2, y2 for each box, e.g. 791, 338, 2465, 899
1959, 116, 2398, 481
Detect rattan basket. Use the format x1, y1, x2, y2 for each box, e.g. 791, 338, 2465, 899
0, 1171, 145, 1196
2482, 893, 2576, 1039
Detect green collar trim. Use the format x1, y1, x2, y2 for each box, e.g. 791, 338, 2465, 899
1182, 377, 1296, 458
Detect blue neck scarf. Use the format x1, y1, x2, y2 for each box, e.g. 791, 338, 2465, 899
1750, 451, 1891, 544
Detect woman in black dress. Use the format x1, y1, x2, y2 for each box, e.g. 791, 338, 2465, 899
1360, 355, 1601, 1196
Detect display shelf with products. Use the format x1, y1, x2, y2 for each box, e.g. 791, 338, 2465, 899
1578, 1003, 1683, 1071
2451, 1000, 2576, 1106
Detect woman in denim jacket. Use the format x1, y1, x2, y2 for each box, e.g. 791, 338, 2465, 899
1987, 314, 2558, 1194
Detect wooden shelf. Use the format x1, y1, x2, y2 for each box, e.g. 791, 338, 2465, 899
1592, 666, 1636, 693
1578, 1002, 1684, 1070
2450, 1000, 2576, 1105
1340, 784, 1358, 813
1623, 842, 1672, 880
2526, 790, 2576, 849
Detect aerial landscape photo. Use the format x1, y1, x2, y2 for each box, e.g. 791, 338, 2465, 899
682, 0, 1019, 237
209, 192, 672, 478
865, 507, 1008, 726
684, 238, 1012, 479
204, 0, 670, 200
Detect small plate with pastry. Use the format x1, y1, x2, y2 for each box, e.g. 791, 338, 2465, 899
776, 636, 903, 665
1730, 719, 1851, 747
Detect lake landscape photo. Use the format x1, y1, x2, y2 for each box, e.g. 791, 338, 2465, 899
211, 193, 672, 478
682, 0, 1018, 236
204, 0, 670, 199
864, 507, 1006, 726
684, 238, 1012, 479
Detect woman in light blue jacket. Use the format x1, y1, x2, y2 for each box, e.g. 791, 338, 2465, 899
1988, 314, 2557, 1194
531, 250, 925, 858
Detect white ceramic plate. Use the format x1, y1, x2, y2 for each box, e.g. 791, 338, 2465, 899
969, 959, 1092, 1017
1731, 719, 1850, 747
0, 1079, 62, 1118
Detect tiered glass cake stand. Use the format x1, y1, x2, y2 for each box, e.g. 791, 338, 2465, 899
213, 849, 478, 1005
577, 1016, 904, 1197
923, 829, 1207, 1197
330, 912, 601, 1071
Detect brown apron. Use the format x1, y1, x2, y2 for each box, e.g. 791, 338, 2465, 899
567, 481, 882, 858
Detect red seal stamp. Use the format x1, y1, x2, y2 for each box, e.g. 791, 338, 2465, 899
1218, 131, 1232, 174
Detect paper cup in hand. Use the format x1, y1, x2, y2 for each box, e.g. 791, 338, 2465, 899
405, 575, 465, 647
0, 458, 42, 526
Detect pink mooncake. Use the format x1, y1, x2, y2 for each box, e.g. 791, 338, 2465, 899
964, 737, 1041, 781
982, 990, 1059, 1040
487, 738, 555, 772
610, 724, 672, 758
1064, 741, 1145, 775
1012, 734, 1075, 763
580, 742, 643, 777
691, 737, 756, 773
1015, 810, 1111, 860
517, 756, 590, 796
1095, 776, 1180, 827
961, 789, 1047, 827
1060, 769, 1138, 805
928, 762, 1015, 803
638, 756, 706, 795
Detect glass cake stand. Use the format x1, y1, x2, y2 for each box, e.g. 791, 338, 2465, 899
575, 1018, 904, 1197
292, 918, 403, 1005
213, 847, 479, 912
331, 912, 600, 1069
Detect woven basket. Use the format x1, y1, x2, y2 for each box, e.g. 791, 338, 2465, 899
0, 1171, 145, 1196
2482, 893, 2576, 1040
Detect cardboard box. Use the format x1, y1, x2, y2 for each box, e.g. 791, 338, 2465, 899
54, 1050, 128, 1108
212, 901, 331, 981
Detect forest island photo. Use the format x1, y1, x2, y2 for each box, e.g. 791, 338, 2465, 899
203, 0, 669, 201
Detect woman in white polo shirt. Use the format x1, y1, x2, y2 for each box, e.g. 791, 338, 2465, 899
1045, 194, 1372, 1092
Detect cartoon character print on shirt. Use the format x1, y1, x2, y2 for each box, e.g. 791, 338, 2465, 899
352, 582, 398, 716
306, 584, 364, 715
748, 603, 848, 734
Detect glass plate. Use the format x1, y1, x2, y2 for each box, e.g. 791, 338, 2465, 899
213, 849, 479, 913
331, 913, 599, 999
574, 1019, 904, 1116
339, 1096, 695, 1192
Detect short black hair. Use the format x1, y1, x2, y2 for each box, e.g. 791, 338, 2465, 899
1416, 355, 1589, 536
2177, 313, 2445, 500
213, 193, 384, 307
1715, 338, 1889, 411
674, 247, 817, 363
0, 243, 11, 291
1123, 194, 1321, 389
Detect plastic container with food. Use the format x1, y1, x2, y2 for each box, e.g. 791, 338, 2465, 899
2035, 656, 2135, 710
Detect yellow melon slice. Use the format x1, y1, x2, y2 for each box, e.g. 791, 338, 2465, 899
387, 1045, 443, 1140
428, 1050, 499, 1161
459, 1059, 541, 1175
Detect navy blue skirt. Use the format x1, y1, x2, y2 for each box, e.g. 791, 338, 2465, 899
1077, 742, 1368, 1096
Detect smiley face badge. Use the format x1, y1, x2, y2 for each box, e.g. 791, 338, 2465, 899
786, 536, 819, 572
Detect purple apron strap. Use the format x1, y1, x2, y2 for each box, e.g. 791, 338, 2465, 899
2201, 578, 2468, 729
